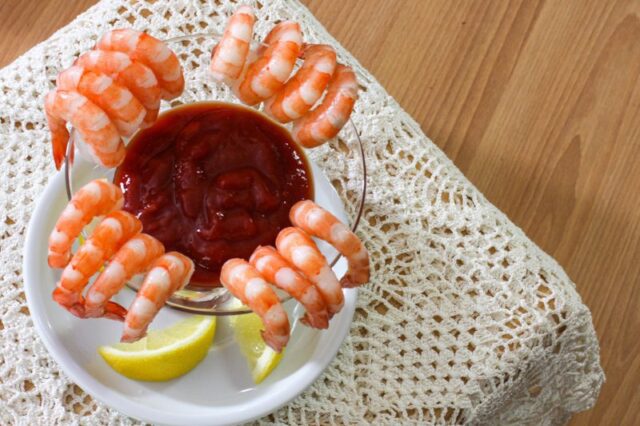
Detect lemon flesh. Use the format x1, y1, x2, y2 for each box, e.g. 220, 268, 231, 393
98, 316, 216, 381
228, 302, 284, 384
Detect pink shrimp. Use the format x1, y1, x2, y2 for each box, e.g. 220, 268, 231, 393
52, 210, 142, 319
56, 65, 146, 137
276, 227, 344, 317
234, 21, 303, 105
209, 6, 255, 82
264, 44, 337, 123
84, 233, 165, 320
220, 259, 290, 352
97, 29, 184, 100
291, 64, 358, 148
75, 50, 162, 126
44, 89, 126, 169
290, 200, 369, 287
48, 179, 123, 268
122, 252, 194, 342
250, 245, 329, 329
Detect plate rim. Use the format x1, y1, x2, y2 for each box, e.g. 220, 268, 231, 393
24, 167, 357, 425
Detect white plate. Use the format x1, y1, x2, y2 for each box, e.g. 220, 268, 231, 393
23, 157, 356, 425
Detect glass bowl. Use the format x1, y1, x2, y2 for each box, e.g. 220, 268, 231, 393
63, 33, 366, 316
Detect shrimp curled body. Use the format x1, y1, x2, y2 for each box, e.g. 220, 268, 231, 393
209, 6, 359, 147
219, 201, 368, 349
276, 227, 344, 317
56, 65, 146, 137
291, 64, 358, 148
48, 179, 123, 268
122, 252, 194, 342
45, 29, 184, 169
221, 259, 290, 352
52, 210, 142, 319
97, 29, 184, 100
264, 44, 337, 123
85, 233, 165, 320
250, 246, 329, 329
75, 50, 162, 127
209, 6, 256, 82
234, 21, 303, 105
45, 89, 126, 169
290, 200, 369, 287
48, 181, 197, 341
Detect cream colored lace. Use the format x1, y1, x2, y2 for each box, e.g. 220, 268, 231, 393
0, 0, 603, 424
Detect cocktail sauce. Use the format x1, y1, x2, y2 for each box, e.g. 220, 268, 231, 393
114, 102, 312, 287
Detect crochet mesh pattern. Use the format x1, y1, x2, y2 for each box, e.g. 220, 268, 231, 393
0, 1, 603, 424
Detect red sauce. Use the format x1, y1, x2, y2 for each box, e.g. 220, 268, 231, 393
114, 102, 313, 288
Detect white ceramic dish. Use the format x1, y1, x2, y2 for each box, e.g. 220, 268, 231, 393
24, 156, 357, 425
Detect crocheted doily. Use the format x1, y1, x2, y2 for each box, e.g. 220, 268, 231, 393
0, 0, 604, 424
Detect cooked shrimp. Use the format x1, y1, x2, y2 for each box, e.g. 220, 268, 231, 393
220, 258, 290, 351
210, 5, 255, 82
275, 227, 344, 317
44, 89, 126, 169
48, 179, 123, 268
122, 252, 194, 342
291, 64, 358, 148
76, 50, 162, 126
234, 21, 303, 105
52, 211, 142, 319
290, 200, 369, 287
250, 245, 329, 329
264, 44, 336, 123
84, 233, 165, 320
56, 65, 145, 136
97, 29, 184, 100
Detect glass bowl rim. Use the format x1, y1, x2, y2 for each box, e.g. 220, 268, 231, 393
63, 32, 367, 316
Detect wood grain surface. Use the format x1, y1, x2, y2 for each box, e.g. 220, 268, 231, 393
1, 1, 638, 424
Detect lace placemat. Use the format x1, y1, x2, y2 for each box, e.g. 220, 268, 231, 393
0, 0, 604, 424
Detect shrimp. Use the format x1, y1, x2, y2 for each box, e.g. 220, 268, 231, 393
97, 29, 184, 100
122, 252, 194, 342
76, 50, 162, 126
220, 259, 290, 352
52, 210, 142, 319
209, 5, 255, 82
84, 233, 165, 320
264, 44, 337, 123
48, 179, 123, 268
290, 200, 369, 287
275, 227, 344, 317
250, 246, 329, 329
44, 89, 126, 169
234, 21, 303, 105
291, 64, 358, 148
56, 65, 146, 137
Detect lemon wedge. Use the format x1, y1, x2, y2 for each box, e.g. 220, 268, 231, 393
228, 301, 284, 384
98, 316, 216, 381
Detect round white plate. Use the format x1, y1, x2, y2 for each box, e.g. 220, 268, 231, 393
24, 158, 356, 425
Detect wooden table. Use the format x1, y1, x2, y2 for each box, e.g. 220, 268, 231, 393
1, 1, 638, 424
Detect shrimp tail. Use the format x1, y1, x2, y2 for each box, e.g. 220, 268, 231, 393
50, 125, 68, 170
261, 329, 288, 352
298, 314, 328, 329
45, 91, 70, 170
103, 301, 127, 321
52, 287, 86, 318
52, 285, 126, 321
340, 276, 360, 288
